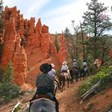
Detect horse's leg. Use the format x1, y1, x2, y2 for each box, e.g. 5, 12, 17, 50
62, 76, 65, 90
54, 81, 58, 95
59, 76, 62, 87
55, 79, 62, 92
66, 78, 69, 88
70, 69, 73, 83
75, 71, 79, 82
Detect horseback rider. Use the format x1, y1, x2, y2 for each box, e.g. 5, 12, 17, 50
48, 63, 57, 79
30, 63, 59, 112
72, 59, 79, 81
61, 61, 69, 73
48, 63, 62, 91
94, 59, 98, 69
60, 61, 71, 88
82, 59, 89, 76
82, 60, 88, 70
73, 59, 79, 70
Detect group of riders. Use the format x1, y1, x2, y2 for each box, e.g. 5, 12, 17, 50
29, 59, 98, 112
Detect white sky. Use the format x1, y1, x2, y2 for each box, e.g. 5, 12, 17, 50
3, 0, 112, 34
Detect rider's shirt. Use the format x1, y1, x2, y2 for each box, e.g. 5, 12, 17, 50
73, 61, 78, 68
61, 64, 69, 72
83, 62, 87, 67
48, 69, 56, 78
36, 73, 54, 94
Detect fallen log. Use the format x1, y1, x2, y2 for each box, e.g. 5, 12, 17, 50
11, 101, 21, 112
11, 100, 30, 112
80, 80, 101, 103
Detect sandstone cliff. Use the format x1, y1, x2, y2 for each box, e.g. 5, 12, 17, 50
0, 6, 69, 89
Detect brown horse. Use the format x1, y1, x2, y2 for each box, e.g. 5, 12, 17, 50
58, 70, 71, 91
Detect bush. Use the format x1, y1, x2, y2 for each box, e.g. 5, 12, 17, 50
0, 62, 20, 103
3, 62, 13, 83
0, 83, 20, 103
0, 68, 4, 82
78, 66, 112, 95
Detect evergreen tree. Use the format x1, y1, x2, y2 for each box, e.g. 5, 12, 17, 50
0, 0, 3, 15
64, 27, 71, 38
3, 62, 13, 83
0, 0, 3, 31
54, 36, 59, 53
82, 0, 112, 60
0, 0, 3, 62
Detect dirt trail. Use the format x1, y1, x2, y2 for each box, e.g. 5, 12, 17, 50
57, 81, 83, 112
1, 79, 112, 112
0, 80, 83, 112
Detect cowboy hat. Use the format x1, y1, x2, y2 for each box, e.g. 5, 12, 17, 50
51, 63, 55, 68
40, 63, 52, 73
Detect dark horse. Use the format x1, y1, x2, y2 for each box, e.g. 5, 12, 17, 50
58, 70, 71, 91
70, 67, 79, 82
29, 98, 56, 112
29, 83, 59, 112
79, 66, 90, 79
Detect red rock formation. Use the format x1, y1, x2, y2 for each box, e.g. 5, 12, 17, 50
57, 32, 69, 63
0, 6, 70, 89
13, 35, 27, 86
1, 15, 16, 67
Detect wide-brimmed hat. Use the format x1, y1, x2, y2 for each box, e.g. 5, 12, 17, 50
64, 61, 67, 64
51, 63, 55, 68
73, 59, 76, 62
40, 63, 52, 73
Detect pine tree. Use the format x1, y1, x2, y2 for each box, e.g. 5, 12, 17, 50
0, 0, 3, 15
0, 0, 3, 31
82, 0, 112, 60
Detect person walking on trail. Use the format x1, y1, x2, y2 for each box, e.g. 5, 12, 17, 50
30, 63, 59, 112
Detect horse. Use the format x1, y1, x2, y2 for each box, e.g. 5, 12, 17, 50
79, 66, 90, 79
58, 70, 71, 91
29, 82, 59, 112
12, 82, 59, 112
29, 98, 57, 112
70, 67, 79, 82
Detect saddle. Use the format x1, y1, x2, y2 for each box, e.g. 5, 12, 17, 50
29, 93, 55, 105
31, 94, 55, 105
61, 72, 71, 79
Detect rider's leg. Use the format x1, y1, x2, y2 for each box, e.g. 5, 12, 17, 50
52, 96, 59, 112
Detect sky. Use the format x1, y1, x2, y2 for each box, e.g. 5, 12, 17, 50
3, 0, 112, 34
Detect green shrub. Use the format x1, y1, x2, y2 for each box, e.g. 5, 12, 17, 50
0, 62, 20, 103
78, 66, 112, 95
3, 62, 13, 83
0, 83, 20, 103
0, 68, 4, 82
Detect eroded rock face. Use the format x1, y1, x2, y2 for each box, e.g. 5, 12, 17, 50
0, 6, 69, 89
57, 32, 69, 63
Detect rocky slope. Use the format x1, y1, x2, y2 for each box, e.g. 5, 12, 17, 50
0, 6, 70, 89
